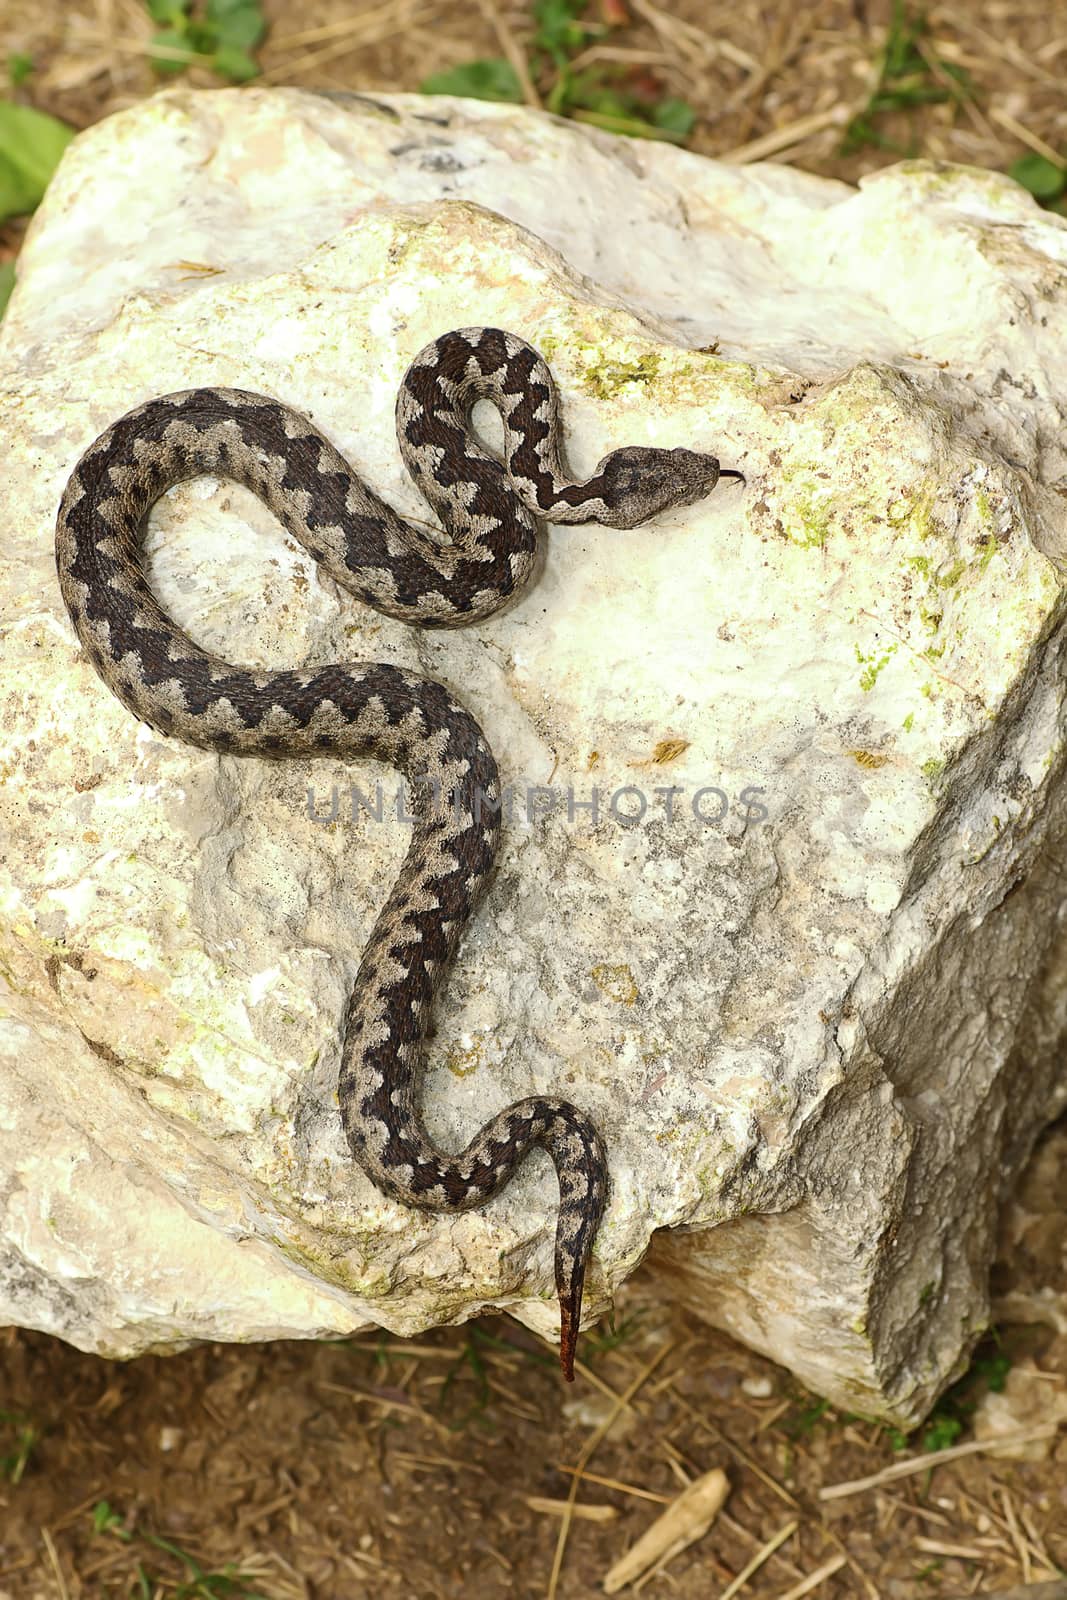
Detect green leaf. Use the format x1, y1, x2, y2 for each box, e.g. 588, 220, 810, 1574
578, 88, 631, 117
206, 0, 266, 51
90, 1499, 134, 1539
210, 45, 260, 81
882, 0, 922, 77
420, 59, 524, 103
923, 1414, 963, 1451
7, 52, 34, 85
145, 0, 190, 19
149, 28, 196, 72
0, 100, 74, 224
532, 0, 593, 63
652, 97, 696, 138
939, 58, 973, 91
185, 19, 219, 52
0, 260, 14, 319
545, 71, 572, 115
1009, 152, 1066, 201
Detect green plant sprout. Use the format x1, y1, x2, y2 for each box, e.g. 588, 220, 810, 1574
0, 1409, 38, 1483
90, 1503, 268, 1597
7, 53, 33, 85
145, 0, 266, 82
1009, 151, 1067, 212
841, 0, 972, 157
422, 0, 696, 146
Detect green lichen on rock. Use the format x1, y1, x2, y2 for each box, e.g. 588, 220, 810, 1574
855, 641, 898, 693
576, 349, 663, 401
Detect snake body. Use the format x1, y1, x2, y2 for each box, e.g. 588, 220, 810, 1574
55, 327, 740, 1378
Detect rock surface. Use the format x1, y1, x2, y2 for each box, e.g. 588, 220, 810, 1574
2, 87, 1066, 1423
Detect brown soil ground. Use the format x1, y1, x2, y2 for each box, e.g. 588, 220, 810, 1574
0, 1129, 1065, 1600
2, 3, 1067, 1597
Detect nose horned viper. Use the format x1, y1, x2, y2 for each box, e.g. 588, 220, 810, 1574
55, 326, 742, 1378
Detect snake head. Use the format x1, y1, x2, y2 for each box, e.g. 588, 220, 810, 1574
594, 444, 738, 529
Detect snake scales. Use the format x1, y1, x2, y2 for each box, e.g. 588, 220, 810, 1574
55, 326, 742, 1378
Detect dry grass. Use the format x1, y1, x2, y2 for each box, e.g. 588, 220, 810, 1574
1, 0, 1065, 182
1, 3, 1066, 1597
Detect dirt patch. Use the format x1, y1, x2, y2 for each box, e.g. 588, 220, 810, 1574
1, 1122, 1065, 1600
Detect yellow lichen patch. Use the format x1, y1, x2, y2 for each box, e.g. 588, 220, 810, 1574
591, 964, 639, 1005
629, 738, 691, 769
849, 750, 890, 769
444, 1037, 486, 1078
651, 738, 690, 765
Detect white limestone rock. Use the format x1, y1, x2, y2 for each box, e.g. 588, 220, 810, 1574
2, 87, 1066, 1424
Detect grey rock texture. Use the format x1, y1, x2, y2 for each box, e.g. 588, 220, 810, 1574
2, 87, 1066, 1422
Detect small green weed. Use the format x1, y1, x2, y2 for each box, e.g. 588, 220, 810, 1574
421, 59, 523, 104
841, 0, 972, 157
422, 0, 697, 146
90, 1505, 267, 1598
439, 1326, 494, 1427
1009, 152, 1067, 211
581, 1308, 645, 1359
783, 1395, 833, 1438
778, 1336, 1013, 1456
883, 1332, 1013, 1453
0, 1409, 38, 1483
144, 1533, 269, 1598
145, 0, 266, 83
91, 1500, 133, 1539
7, 53, 34, 86
437, 1323, 554, 1426
921, 1412, 963, 1451
471, 1320, 557, 1370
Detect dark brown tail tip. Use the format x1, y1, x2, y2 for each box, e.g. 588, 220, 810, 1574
559, 1297, 577, 1382
559, 1267, 586, 1382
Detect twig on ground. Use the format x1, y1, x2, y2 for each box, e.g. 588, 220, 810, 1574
719, 106, 848, 163
555, 1464, 671, 1505
950, 1584, 1067, 1600
771, 1554, 848, 1600
474, 0, 542, 108
989, 105, 1066, 168
668, 1387, 799, 1509
40, 1528, 70, 1600
819, 1424, 1061, 1501
718, 1519, 799, 1600
546, 1339, 675, 1600
526, 1496, 618, 1521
